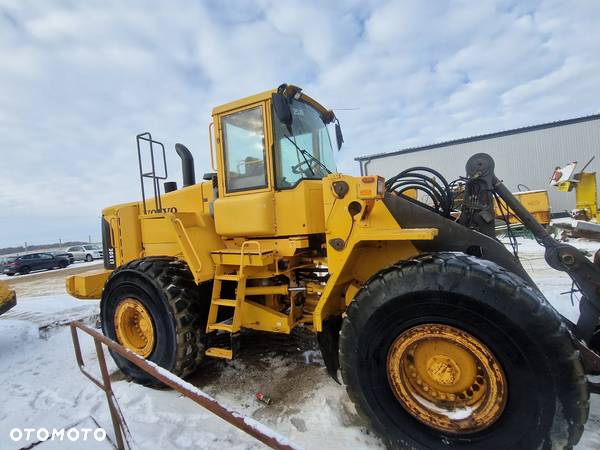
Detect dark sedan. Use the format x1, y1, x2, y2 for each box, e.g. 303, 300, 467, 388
51, 251, 75, 264
2, 253, 70, 276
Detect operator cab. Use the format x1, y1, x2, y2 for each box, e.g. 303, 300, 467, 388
212, 84, 341, 238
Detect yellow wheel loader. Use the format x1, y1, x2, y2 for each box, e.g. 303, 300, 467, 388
0, 280, 16, 316
67, 84, 600, 449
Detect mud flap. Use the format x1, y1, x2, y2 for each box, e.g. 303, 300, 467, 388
317, 315, 343, 383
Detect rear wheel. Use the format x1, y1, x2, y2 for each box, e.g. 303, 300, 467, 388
340, 252, 589, 450
59, 260, 68, 269
20, 266, 30, 275
101, 257, 210, 386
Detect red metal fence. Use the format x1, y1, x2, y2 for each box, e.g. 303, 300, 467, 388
70, 321, 300, 450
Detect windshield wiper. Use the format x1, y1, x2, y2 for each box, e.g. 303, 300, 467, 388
283, 134, 332, 176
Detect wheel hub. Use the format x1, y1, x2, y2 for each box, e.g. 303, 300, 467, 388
387, 323, 507, 434
426, 355, 461, 386
114, 298, 155, 357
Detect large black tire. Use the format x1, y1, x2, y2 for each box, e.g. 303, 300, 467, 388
101, 257, 211, 387
340, 252, 589, 450
19, 266, 30, 275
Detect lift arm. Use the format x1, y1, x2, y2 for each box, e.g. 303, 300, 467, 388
465, 153, 600, 344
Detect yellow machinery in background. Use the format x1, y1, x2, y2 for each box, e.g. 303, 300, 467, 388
551, 157, 599, 221
66, 84, 600, 449
495, 189, 550, 226
453, 184, 550, 227
0, 280, 16, 316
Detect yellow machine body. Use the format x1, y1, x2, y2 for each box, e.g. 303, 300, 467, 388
66, 85, 437, 335
63, 85, 598, 446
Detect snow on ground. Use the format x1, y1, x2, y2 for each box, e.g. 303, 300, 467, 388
1, 238, 599, 449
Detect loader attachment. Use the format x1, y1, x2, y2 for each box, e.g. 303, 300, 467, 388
384, 153, 600, 373
458, 153, 600, 346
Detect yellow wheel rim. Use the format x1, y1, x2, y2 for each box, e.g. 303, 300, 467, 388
387, 324, 507, 434
114, 298, 155, 357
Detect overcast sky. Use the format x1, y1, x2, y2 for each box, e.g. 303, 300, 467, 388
1, 0, 599, 248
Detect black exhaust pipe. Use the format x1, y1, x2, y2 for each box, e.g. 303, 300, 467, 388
175, 143, 196, 187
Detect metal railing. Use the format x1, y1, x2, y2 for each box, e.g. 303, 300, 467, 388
70, 321, 300, 450
136, 132, 167, 214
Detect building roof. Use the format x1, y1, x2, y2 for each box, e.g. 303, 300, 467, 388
355, 113, 600, 162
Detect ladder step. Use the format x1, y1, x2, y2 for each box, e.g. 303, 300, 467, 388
205, 347, 233, 359
208, 323, 234, 332
213, 298, 237, 307
215, 274, 240, 281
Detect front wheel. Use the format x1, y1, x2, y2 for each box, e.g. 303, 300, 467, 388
85, 254, 93, 262
101, 257, 210, 387
340, 253, 589, 450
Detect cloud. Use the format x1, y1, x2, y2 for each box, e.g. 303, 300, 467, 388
0, 0, 599, 247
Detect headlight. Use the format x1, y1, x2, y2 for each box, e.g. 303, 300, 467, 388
358, 175, 385, 199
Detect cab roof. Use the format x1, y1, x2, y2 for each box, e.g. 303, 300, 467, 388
211, 84, 330, 117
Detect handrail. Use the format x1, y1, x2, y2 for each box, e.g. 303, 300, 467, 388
70, 321, 299, 450
239, 240, 262, 276
208, 122, 217, 171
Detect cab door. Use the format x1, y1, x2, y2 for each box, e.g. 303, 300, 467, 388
213, 101, 276, 237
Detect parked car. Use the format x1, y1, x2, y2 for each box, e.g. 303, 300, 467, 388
0, 257, 16, 272
66, 244, 103, 262
51, 251, 75, 264
3, 253, 70, 276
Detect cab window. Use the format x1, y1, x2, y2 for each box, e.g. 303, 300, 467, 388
222, 106, 267, 192
273, 100, 336, 189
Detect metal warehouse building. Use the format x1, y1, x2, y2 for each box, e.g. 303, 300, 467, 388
356, 114, 600, 214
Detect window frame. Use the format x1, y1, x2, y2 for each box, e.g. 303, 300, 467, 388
271, 101, 336, 191
218, 101, 273, 196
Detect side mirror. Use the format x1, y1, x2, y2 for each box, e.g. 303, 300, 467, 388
272, 93, 292, 127
335, 121, 344, 150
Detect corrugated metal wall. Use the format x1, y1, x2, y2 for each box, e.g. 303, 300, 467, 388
361, 118, 600, 213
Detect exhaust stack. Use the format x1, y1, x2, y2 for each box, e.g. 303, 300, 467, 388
175, 143, 196, 187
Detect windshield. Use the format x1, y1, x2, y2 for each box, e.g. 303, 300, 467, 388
273, 99, 336, 189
